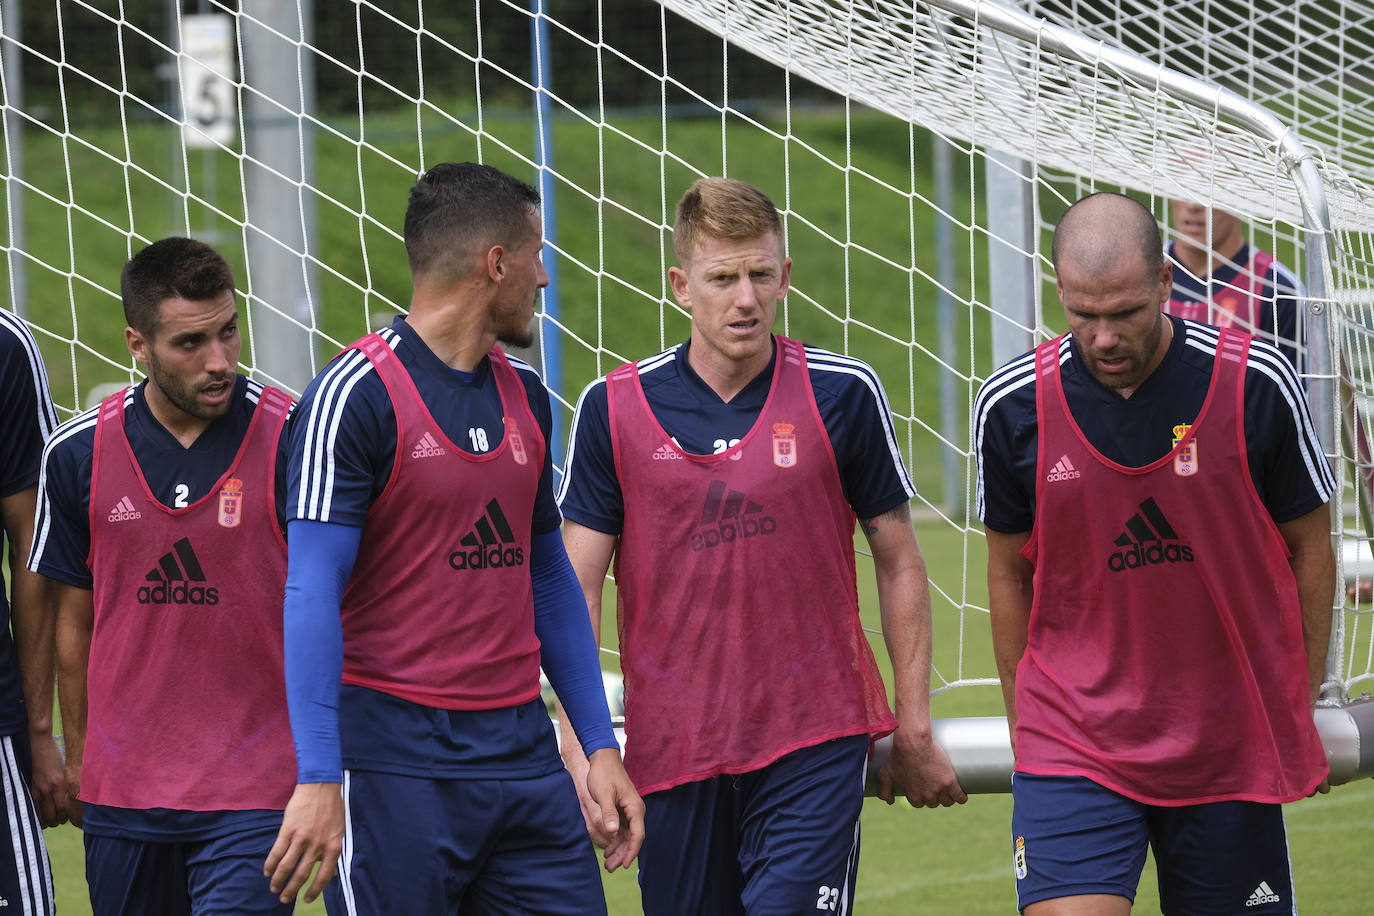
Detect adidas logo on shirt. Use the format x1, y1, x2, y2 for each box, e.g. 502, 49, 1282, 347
1045, 454, 1081, 482
411, 432, 447, 459
1106, 498, 1194, 573
136, 537, 219, 605
108, 496, 142, 522
651, 443, 682, 461
448, 499, 525, 571
691, 480, 777, 552
1245, 881, 1281, 907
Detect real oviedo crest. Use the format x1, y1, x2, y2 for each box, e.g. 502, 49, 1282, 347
1172, 423, 1198, 477
507, 418, 529, 466
218, 477, 244, 528
772, 422, 797, 469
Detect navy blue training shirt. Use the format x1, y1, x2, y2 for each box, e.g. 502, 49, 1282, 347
974, 316, 1334, 534
558, 337, 916, 533
0, 312, 58, 737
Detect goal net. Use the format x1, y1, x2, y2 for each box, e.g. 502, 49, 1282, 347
5, 0, 1374, 722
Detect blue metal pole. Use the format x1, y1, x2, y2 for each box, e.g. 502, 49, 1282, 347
530, 0, 564, 479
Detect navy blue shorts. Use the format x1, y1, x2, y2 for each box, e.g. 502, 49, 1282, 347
0, 734, 53, 914
327, 767, 605, 915
84, 819, 292, 916
1011, 773, 1296, 915
638, 734, 869, 916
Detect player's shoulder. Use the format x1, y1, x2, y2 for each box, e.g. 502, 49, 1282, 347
296, 328, 395, 412
43, 395, 122, 469
0, 309, 41, 357
502, 351, 546, 389
802, 344, 889, 398
974, 338, 1066, 431
1178, 320, 1301, 393
570, 344, 682, 422
1251, 245, 1301, 292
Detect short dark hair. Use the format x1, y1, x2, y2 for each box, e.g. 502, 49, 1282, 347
121, 237, 236, 337
1050, 191, 1163, 279
404, 162, 541, 283
673, 177, 783, 265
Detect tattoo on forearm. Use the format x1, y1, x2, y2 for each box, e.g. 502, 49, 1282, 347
860, 503, 911, 538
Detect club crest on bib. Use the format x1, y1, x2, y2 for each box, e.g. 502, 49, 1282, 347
1172, 423, 1198, 477
506, 418, 529, 465
772, 422, 797, 468
218, 478, 243, 528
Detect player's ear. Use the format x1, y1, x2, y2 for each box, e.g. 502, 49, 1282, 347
777, 257, 792, 300
485, 244, 506, 284
1157, 260, 1173, 304
668, 265, 691, 311
125, 325, 150, 364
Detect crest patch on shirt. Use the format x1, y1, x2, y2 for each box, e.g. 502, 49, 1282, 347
772, 422, 796, 468
218, 478, 243, 528
1172, 423, 1198, 477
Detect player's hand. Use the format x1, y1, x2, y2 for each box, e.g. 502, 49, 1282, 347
264, 782, 344, 904
62, 756, 83, 828
27, 731, 68, 827
583, 747, 646, 872
876, 726, 967, 808
562, 743, 606, 843
1308, 777, 1332, 797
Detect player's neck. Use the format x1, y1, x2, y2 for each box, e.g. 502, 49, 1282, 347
685, 336, 773, 404
1175, 234, 1245, 278
142, 382, 216, 449
1117, 314, 1174, 400
404, 299, 494, 373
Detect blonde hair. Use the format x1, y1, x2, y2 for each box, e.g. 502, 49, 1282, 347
673, 178, 783, 265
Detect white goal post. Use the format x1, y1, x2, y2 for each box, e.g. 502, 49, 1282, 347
4, 0, 1374, 791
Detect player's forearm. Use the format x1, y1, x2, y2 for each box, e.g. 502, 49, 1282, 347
863, 503, 934, 729
876, 559, 935, 730
2, 489, 55, 735
531, 529, 616, 756
283, 520, 359, 784
985, 529, 1034, 740
1280, 508, 1338, 704
12, 565, 56, 736
54, 588, 93, 770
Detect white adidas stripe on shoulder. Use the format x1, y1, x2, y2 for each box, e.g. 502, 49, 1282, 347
804, 346, 915, 498
973, 340, 1068, 519
294, 329, 397, 523
505, 353, 539, 377
635, 345, 682, 376
1183, 323, 1335, 499
0, 310, 58, 441
557, 375, 609, 505
30, 402, 106, 574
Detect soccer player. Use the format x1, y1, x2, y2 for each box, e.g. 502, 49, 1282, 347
1163, 197, 1302, 367
29, 237, 297, 915
265, 162, 642, 911
556, 177, 965, 916
0, 311, 61, 914
974, 192, 1334, 915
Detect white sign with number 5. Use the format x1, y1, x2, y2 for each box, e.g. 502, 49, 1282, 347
179, 14, 236, 148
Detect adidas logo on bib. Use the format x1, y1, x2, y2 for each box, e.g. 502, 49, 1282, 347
690, 480, 776, 552
108, 496, 142, 522
1045, 454, 1081, 482
137, 538, 219, 606
448, 499, 524, 570
411, 431, 447, 459
1106, 498, 1194, 572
